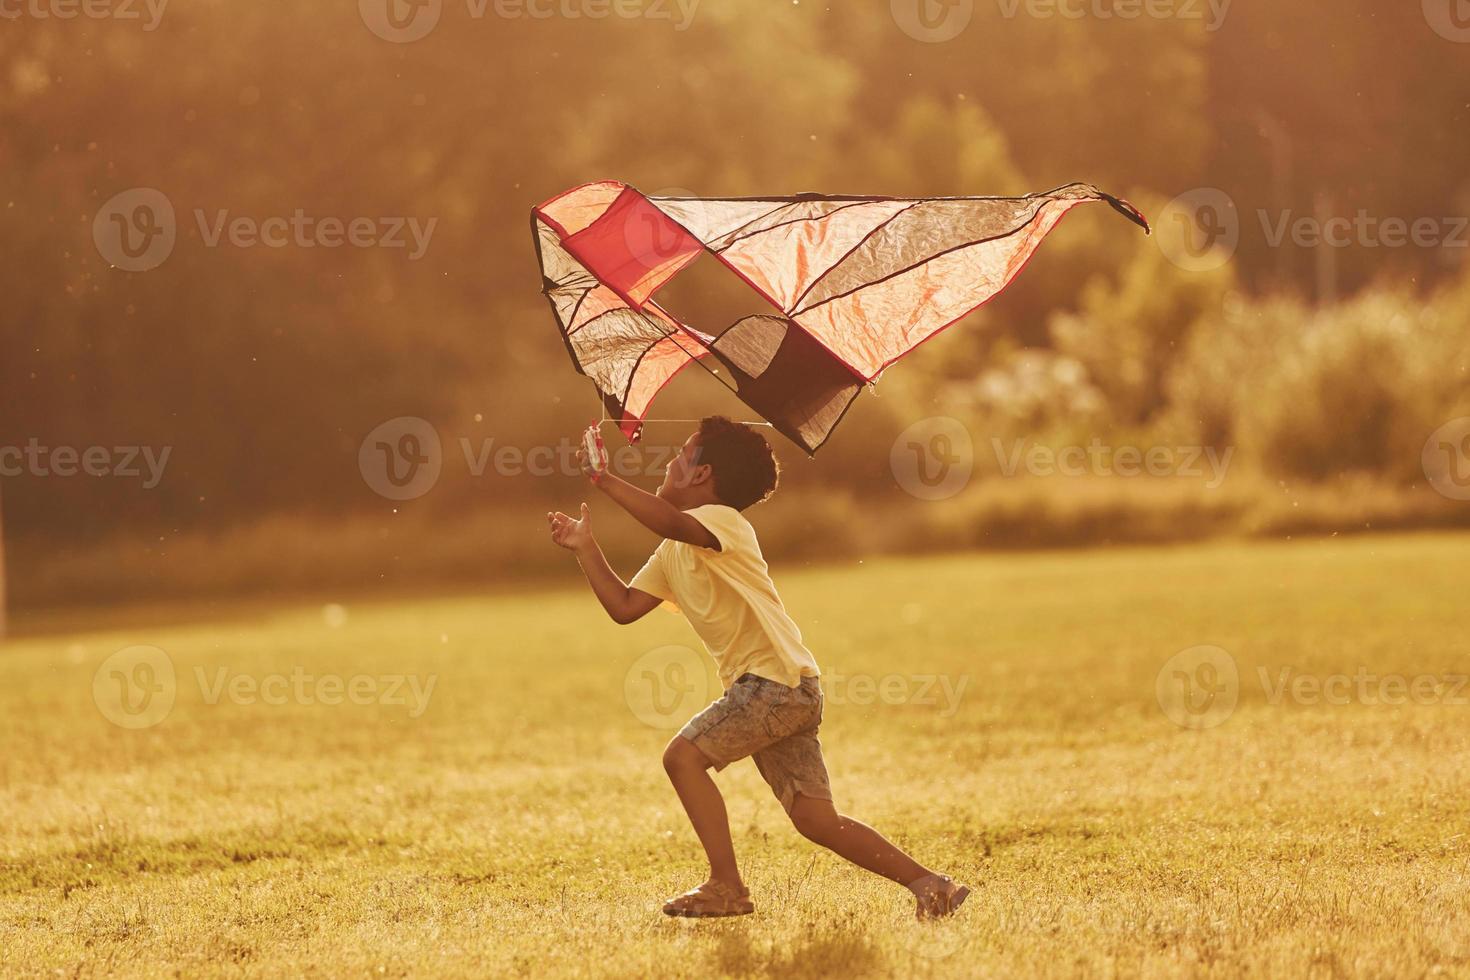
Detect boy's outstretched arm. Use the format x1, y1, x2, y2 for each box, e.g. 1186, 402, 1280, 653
547, 503, 662, 625
578, 452, 719, 550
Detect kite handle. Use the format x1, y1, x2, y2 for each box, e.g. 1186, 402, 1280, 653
1100, 193, 1151, 235
582, 423, 608, 483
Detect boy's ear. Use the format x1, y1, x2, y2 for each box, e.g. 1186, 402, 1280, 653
689, 463, 714, 488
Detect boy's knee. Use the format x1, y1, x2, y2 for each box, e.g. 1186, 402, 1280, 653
662, 736, 712, 776
789, 797, 841, 845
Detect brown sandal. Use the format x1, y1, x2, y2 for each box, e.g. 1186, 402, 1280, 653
911, 873, 971, 920
662, 880, 755, 918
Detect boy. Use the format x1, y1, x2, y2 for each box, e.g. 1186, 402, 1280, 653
546, 416, 969, 919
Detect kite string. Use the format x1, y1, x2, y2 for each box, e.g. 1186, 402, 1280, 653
596, 418, 773, 428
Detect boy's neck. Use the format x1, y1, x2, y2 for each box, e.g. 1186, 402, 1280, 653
661, 487, 724, 511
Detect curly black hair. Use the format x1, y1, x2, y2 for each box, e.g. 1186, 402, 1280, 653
696, 416, 780, 510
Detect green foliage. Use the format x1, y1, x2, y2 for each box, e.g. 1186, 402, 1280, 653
1165, 274, 1470, 482
1051, 234, 1237, 427
4, 1, 1469, 554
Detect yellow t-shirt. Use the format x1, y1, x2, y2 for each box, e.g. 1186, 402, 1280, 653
630, 504, 821, 689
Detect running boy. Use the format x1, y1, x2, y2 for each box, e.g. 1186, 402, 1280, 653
545, 416, 969, 919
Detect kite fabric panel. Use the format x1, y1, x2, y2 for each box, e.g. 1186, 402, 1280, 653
531, 181, 1150, 454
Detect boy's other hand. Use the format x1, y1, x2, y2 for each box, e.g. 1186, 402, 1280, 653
576, 445, 607, 485
547, 502, 594, 552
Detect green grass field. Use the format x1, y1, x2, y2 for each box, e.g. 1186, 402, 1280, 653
5, 532, 1470, 977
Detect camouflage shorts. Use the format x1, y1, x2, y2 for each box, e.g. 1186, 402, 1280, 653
679, 673, 831, 813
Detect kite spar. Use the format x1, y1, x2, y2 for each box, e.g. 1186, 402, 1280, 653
531, 181, 1149, 454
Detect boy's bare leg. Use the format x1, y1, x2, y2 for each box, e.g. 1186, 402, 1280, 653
663, 737, 744, 890
788, 795, 933, 885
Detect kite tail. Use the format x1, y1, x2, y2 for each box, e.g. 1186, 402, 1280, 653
1100, 193, 1151, 235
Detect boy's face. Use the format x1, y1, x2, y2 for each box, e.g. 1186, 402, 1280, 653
657, 431, 708, 501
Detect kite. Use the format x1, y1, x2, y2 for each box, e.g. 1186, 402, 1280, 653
531, 181, 1149, 454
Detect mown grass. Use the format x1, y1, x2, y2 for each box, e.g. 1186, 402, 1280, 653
4, 532, 1470, 977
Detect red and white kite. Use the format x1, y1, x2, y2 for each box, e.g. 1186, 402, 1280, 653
531, 181, 1149, 454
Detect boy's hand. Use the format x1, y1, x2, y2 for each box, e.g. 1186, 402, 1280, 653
547, 502, 594, 552
576, 446, 609, 485
578, 425, 608, 484
575, 447, 595, 482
